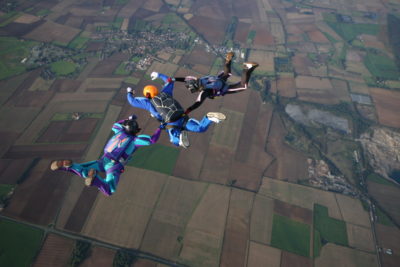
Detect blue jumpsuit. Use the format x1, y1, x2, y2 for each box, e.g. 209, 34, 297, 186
127, 73, 214, 146
60, 121, 161, 196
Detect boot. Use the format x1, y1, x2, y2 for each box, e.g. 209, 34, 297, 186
243, 62, 259, 70
85, 169, 96, 186
226, 52, 235, 62
50, 160, 72, 171
179, 131, 190, 148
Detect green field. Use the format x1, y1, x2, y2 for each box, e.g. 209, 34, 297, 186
323, 13, 380, 42
270, 214, 311, 257
0, 219, 44, 267
112, 17, 124, 29
0, 12, 20, 27
0, 184, 14, 199
313, 229, 322, 258
364, 51, 400, 80
127, 143, 180, 175
314, 204, 348, 251
247, 30, 256, 44
36, 9, 51, 17
50, 60, 77, 76
375, 206, 395, 226
0, 37, 38, 80
68, 34, 90, 50
124, 76, 140, 85
114, 62, 131, 75
367, 173, 397, 187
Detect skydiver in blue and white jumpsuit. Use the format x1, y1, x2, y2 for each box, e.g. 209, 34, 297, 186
126, 72, 226, 148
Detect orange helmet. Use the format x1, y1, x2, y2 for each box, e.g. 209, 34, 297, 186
143, 85, 158, 98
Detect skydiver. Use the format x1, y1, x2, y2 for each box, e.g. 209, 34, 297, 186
126, 72, 226, 148
50, 116, 161, 196
175, 52, 259, 114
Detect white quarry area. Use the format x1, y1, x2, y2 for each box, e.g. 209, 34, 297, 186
359, 127, 400, 183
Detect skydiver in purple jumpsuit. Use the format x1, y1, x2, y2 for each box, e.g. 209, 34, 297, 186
126, 72, 226, 148
174, 52, 259, 114
50, 116, 161, 196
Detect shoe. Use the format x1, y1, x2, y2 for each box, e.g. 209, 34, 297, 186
226, 51, 235, 62
206, 112, 226, 123
85, 169, 96, 186
50, 160, 72, 171
179, 131, 190, 148
243, 62, 259, 70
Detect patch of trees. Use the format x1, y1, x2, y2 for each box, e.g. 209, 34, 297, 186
387, 14, 400, 71
69, 240, 91, 267
113, 249, 136, 267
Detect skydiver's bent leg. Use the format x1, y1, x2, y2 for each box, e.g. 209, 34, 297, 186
50, 159, 113, 196
184, 117, 213, 132
101, 158, 124, 195
225, 62, 259, 94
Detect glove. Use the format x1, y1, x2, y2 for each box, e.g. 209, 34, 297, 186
127, 87, 133, 94
150, 72, 159, 80
159, 123, 166, 129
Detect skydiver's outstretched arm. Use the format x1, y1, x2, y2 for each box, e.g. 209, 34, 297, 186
185, 90, 213, 114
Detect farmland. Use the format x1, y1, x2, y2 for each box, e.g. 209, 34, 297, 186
0, 219, 43, 267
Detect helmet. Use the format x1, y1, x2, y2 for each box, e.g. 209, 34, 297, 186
143, 85, 158, 98
123, 117, 141, 135
185, 78, 200, 93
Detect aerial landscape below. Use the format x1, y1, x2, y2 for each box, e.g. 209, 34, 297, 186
0, 0, 399, 266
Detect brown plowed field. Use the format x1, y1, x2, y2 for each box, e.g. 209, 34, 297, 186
308, 30, 329, 43
24, 20, 80, 44
370, 88, 400, 128
33, 234, 75, 267
297, 89, 342, 105
0, 158, 35, 184
12, 90, 55, 108
247, 241, 281, 267
200, 144, 234, 185
375, 224, 400, 267
221, 85, 251, 114
64, 186, 99, 233
277, 77, 296, 98
233, 0, 258, 19
188, 15, 226, 45
250, 194, 274, 244
142, 0, 164, 12
0, 20, 45, 37
292, 54, 312, 75
81, 246, 116, 267
89, 52, 127, 77
180, 45, 216, 69
134, 259, 158, 267
192, 1, 228, 20
231, 102, 274, 191
36, 118, 98, 144
254, 25, 275, 46
274, 199, 313, 224
3, 159, 71, 225
220, 189, 254, 267
51, 79, 82, 92
4, 143, 88, 159
118, 0, 146, 18
281, 251, 312, 267
0, 132, 19, 159
265, 113, 308, 182
235, 22, 251, 45
368, 181, 400, 225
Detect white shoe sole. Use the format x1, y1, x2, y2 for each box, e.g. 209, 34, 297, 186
179, 131, 190, 148
207, 112, 226, 121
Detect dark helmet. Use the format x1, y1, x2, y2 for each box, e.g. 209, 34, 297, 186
123, 115, 141, 135
185, 77, 200, 93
